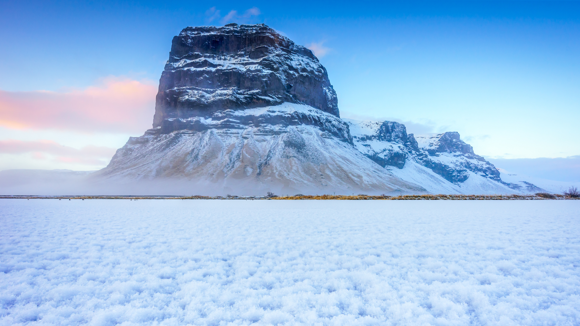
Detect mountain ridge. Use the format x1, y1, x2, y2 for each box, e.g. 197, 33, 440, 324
96, 23, 544, 195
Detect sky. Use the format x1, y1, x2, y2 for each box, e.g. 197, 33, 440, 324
0, 0, 579, 173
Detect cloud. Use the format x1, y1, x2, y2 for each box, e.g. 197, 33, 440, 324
0, 139, 117, 166
216, 7, 261, 25
307, 42, 331, 58
245, 7, 260, 16
205, 7, 221, 23
221, 11, 238, 24
0, 77, 157, 134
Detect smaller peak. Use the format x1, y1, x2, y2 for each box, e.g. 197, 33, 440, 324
345, 119, 408, 143
440, 131, 461, 140
417, 131, 474, 155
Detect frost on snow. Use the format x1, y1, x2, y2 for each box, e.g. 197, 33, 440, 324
1, 200, 579, 325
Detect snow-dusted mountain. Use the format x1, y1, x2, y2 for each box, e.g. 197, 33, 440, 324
498, 169, 572, 194
96, 23, 543, 195
345, 120, 545, 194
96, 24, 423, 194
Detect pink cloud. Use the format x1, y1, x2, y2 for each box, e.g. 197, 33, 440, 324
0, 77, 157, 134
0, 139, 117, 166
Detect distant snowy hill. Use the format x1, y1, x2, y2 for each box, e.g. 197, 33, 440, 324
498, 169, 576, 194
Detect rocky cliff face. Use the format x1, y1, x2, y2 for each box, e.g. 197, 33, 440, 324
413, 132, 501, 183
347, 121, 414, 169
152, 23, 339, 131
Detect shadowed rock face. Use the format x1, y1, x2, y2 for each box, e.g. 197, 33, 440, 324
425, 132, 475, 156
349, 121, 416, 169
413, 132, 500, 183
347, 120, 504, 185
152, 23, 339, 130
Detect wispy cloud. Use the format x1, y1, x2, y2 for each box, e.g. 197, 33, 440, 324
307, 41, 331, 58
205, 7, 221, 23
221, 10, 238, 24
204, 7, 261, 25
221, 7, 261, 24
0, 77, 156, 134
0, 139, 116, 166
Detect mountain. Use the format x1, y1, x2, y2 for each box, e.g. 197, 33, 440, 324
345, 120, 546, 194
96, 24, 424, 195
96, 23, 543, 195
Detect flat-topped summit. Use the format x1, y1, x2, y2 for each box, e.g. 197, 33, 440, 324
153, 23, 339, 131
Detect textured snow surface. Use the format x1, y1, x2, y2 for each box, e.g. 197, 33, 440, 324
343, 120, 384, 138
2, 200, 580, 325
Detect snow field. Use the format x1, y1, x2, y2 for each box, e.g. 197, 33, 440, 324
1, 200, 579, 325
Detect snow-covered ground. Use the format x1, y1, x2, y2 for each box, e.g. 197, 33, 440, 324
1, 200, 579, 325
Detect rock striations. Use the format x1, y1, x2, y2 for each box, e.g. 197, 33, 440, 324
153, 23, 339, 130
98, 24, 542, 195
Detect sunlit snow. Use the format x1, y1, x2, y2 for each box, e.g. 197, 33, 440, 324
1, 200, 579, 325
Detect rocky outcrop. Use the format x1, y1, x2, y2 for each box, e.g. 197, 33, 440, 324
152, 23, 339, 131
346, 119, 541, 194
414, 133, 501, 183
421, 132, 474, 156
349, 120, 501, 184
155, 104, 352, 143
348, 121, 415, 169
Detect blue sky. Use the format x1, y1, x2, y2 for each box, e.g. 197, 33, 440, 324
0, 0, 579, 172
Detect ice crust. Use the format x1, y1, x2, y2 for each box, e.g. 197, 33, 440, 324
1, 200, 580, 325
